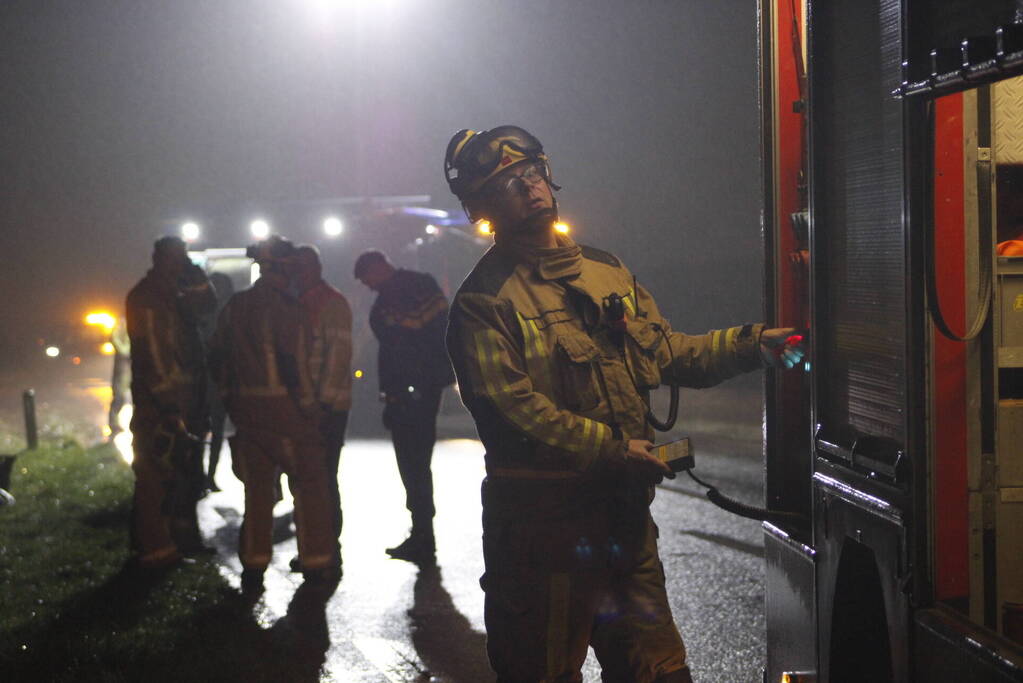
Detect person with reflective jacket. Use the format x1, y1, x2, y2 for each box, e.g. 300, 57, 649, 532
292, 244, 352, 570
354, 249, 455, 562
207, 236, 339, 592
125, 235, 216, 568
443, 125, 806, 683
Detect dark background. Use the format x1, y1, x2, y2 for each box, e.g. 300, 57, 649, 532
0, 0, 763, 370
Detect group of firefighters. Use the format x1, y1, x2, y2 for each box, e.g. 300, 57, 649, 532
126, 232, 453, 589
122, 125, 806, 683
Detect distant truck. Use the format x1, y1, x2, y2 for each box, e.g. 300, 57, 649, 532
186, 201, 489, 437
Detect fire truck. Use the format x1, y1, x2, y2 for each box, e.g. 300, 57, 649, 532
761, 0, 1023, 680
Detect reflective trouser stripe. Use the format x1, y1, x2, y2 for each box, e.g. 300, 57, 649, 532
546, 573, 571, 680
231, 427, 335, 571
285, 437, 334, 571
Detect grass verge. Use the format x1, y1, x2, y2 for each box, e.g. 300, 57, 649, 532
0, 441, 328, 682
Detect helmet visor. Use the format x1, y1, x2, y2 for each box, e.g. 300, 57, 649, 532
446, 125, 546, 198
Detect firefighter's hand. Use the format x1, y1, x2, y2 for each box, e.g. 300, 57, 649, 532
160, 414, 187, 434
622, 440, 673, 482
760, 327, 807, 369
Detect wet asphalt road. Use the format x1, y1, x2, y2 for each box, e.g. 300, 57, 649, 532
2, 358, 767, 682
197, 430, 767, 683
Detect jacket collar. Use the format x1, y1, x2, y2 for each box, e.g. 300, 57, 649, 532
495, 234, 582, 281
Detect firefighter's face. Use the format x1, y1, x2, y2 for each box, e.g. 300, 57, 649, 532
154, 241, 189, 277
479, 162, 555, 232
357, 261, 392, 291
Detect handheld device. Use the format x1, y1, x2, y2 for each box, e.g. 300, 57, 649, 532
652, 437, 695, 473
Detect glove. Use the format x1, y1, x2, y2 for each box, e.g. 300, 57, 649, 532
760, 328, 808, 369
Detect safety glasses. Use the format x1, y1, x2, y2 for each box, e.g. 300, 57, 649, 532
484, 162, 549, 198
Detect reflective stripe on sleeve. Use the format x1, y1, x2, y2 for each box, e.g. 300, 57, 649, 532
472, 328, 609, 456
516, 313, 555, 397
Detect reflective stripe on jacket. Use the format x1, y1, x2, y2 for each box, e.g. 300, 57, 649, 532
446, 235, 765, 478
208, 278, 317, 422
300, 280, 353, 412
126, 269, 215, 423
369, 269, 455, 394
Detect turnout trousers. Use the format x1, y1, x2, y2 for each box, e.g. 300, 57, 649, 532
384, 386, 442, 533
130, 430, 178, 565
230, 401, 336, 571
130, 421, 204, 563
322, 410, 349, 549
481, 477, 687, 683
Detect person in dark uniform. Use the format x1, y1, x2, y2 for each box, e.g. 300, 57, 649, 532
354, 250, 455, 563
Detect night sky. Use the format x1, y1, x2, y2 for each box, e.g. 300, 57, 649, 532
0, 1, 763, 363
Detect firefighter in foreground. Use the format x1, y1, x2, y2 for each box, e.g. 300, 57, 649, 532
126, 236, 215, 568
208, 236, 339, 591
354, 249, 455, 562
444, 126, 805, 683
291, 245, 353, 570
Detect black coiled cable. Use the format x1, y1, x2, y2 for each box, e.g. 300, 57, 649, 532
684, 468, 809, 531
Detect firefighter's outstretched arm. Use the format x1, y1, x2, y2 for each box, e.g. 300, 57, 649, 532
632, 283, 766, 388
449, 293, 627, 472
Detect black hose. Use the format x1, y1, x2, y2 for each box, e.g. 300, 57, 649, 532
924, 98, 992, 342
644, 323, 680, 432
685, 469, 809, 531
645, 385, 679, 432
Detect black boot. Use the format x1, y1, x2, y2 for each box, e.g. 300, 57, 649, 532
385, 528, 435, 563
241, 568, 265, 595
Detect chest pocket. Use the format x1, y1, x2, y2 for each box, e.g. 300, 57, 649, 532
554, 333, 602, 412
624, 321, 663, 390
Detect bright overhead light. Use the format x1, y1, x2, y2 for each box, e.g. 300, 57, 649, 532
250, 219, 271, 239
181, 221, 201, 242
100, 342, 115, 355
323, 216, 343, 237
45, 346, 60, 358
425, 224, 439, 235
554, 221, 570, 234
476, 220, 492, 236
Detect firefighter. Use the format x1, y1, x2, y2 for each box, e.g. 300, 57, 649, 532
291, 244, 352, 570
208, 236, 339, 592
107, 315, 131, 437
354, 249, 455, 563
125, 235, 216, 568
443, 125, 806, 683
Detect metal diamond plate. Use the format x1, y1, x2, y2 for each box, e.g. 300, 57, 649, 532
995, 76, 1023, 164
